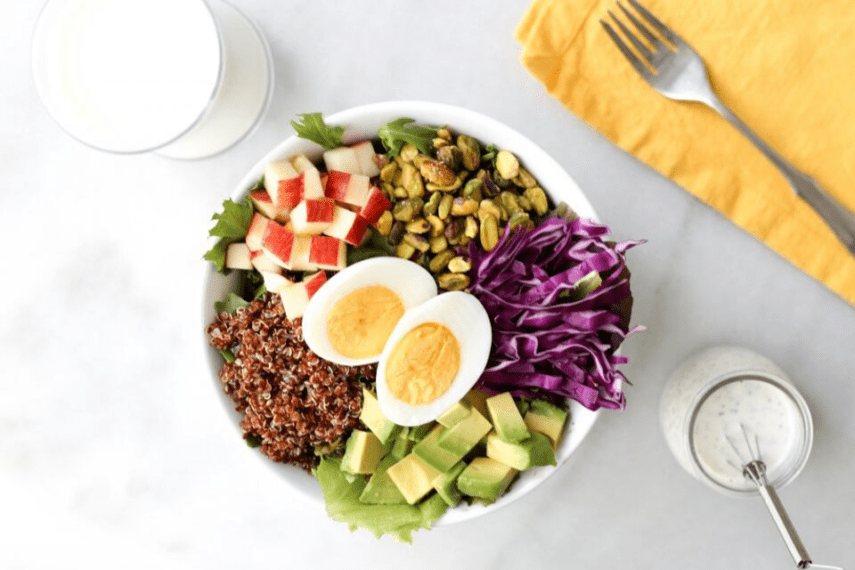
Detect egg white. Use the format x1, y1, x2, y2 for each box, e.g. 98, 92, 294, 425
301, 257, 438, 366
376, 292, 492, 426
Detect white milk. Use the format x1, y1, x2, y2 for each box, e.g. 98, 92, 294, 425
32, 0, 272, 158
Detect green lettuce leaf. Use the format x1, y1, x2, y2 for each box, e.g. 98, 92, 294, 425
315, 457, 448, 543
214, 292, 250, 314
377, 118, 438, 157
290, 112, 345, 150
204, 196, 254, 272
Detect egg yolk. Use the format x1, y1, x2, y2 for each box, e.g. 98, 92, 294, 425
384, 322, 460, 406
327, 286, 404, 359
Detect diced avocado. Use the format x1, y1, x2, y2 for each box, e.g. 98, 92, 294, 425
524, 399, 569, 450
418, 492, 450, 525
390, 427, 412, 460
437, 400, 472, 428
340, 430, 385, 475
486, 431, 557, 470
360, 388, 401, 444
463, 389, 490, 420
486, 392, 530, 443
386, 453, 441, 505
408, 422, 434, 442
359, 456, 408, 505
438, 407, 492, 458
413, 425, 460, 473
457, 457, 518, 501
432, 460, 467, 507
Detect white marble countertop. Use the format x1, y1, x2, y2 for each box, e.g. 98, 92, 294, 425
2, 1, 853, 569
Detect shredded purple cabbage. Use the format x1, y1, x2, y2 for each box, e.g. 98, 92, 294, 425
467, 215, 643, 411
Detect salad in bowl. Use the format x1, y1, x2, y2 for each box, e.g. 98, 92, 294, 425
202, 101, 643, 542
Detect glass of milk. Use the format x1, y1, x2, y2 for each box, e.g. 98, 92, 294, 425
31, 0, 273, 159
660, 346, 813, 497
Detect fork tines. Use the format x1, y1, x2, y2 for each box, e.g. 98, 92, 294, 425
600, 0, 679, 75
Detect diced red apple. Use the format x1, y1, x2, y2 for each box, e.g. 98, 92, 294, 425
264, 160, 298, 208
359, 186, 392, 224
250, 250, 282, 273
309, 235, 346, 270
245, 213, 271, 252
225, 242, 252, 270
276, 169, 325, 212
259, 271, 293, 292
260, 220, 295, 269
323, 206, 370, 246
279, 271, 327, 320
287, 235, 318, 271
290, 154, 318, 173
325, 170, 371, 207
350, 140, 380, 177
290, 198, 335, 235
249, 190, 286, 221
323, 146, 361, 175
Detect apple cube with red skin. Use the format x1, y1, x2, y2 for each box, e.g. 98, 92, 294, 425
309, 235, 346, 271
245, 213, 271, 252
290, 154, 318, 173
225, 242, 252, 270
276, 169, 325, 212
290, 199, 335, 235
359, 186, 392, 224
323, 146, 361, 175
350, 140, 380, 177
264, 160, 298, 209
250, 249, 282, 274
280, 271, 327, 320
249, 189, 288, 222
259, 270, 293, 292
325, 171, 371, 207
260, 220, 296, 269
287, 235, 319, 271
323, 205, 369, 246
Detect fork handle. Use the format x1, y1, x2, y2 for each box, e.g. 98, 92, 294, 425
708, 99, 855, 257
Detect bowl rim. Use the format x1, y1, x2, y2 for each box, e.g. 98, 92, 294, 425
201, 100, 602, 526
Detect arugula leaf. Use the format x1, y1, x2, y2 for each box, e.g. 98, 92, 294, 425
203, 196, 254, 272
214, 292, 250, 314
290, 112, 346, 149
377, 118, 438, 157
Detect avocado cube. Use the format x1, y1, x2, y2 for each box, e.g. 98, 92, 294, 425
360, 388, 401, 444
340, 430, 385, 475
413, 425, 460, 473
438, 407, 492, 458
390, 427, 412, 460
463, 389, 490, 420
486, 392, 530, 443
436, 400, 472, 428
457, 457, 518, 501
359, 456, 408, 505
486, 431, 557, 470
524, 399, 569, 450
386, 453, 441, 505
432, 460, 467, 507
408, 422, 434, 442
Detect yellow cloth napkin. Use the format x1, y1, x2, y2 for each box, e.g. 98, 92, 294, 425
517, 0, 855, 306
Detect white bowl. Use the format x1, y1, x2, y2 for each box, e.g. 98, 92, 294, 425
202, 101, 601, 525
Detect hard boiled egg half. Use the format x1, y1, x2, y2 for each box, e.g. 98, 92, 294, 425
376, 291, 492, 426
302, 257, 438, 366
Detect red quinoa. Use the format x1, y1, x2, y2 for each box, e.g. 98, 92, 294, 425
206, 292, 374, 472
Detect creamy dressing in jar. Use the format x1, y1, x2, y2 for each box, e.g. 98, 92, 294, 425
660, 346, 813, 496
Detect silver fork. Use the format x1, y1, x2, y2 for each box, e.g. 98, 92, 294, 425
601, 0, 855, 258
